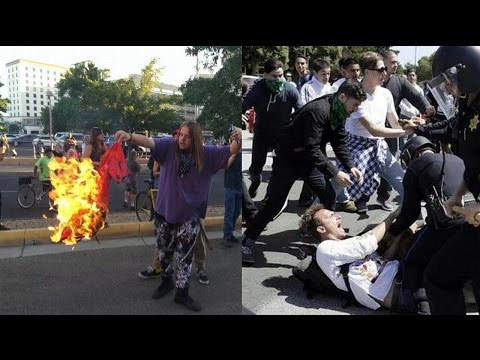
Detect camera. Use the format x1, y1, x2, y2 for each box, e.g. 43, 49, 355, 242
425, 185, 452, 229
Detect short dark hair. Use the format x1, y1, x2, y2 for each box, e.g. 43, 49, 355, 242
299, 203, 325, 238
337, 79, 367, 102
264, 58, 283, 74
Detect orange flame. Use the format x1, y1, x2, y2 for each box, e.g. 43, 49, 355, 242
48, 157, 107, 245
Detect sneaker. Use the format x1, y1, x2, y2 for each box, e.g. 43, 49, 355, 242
138, 265, 162, 279
242, 245, 255, 264
123, 201, 129, 208
377, 198, 394, 211
197, 269, 209, 285
248, 179, 261, 199
335, 200, 357, 213
356, 200, 368, 214
130, 205, 135, 211
0, 223, 10, 231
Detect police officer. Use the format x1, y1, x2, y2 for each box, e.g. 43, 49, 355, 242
383, 136, 465, 294
424, 46, 480, 314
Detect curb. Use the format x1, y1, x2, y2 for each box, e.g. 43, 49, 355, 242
0, 216, 228, 247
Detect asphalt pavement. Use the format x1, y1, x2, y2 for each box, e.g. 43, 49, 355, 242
241, 130, 450, 315
0, 231, 242, 315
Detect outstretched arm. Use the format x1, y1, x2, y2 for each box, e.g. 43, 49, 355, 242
115, 131, 155, 149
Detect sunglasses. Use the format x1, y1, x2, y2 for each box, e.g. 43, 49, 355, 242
369, 67, 387, 74
408, 73, 416, 77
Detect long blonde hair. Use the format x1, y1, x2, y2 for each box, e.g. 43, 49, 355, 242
175, 121, 204, 173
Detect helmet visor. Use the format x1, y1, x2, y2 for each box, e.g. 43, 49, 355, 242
427, 65, 462, 119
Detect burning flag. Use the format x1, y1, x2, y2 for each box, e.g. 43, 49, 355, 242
48, 143, 130, 245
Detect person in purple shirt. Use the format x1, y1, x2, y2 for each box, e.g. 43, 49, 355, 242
115, 121, 241, 312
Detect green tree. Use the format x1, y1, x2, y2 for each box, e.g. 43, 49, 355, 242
0, 81, 10, 132
242, 46, 289, 75
417, 54, 434, 82
182, 46, 241, 137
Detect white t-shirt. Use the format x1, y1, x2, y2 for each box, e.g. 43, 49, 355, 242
345, 86, 395, 139
300, 76, 334, 106
316, 231, 399, 310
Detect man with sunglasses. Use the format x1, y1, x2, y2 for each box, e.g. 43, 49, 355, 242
333, 52, 413, 215
376, 50, 434, 212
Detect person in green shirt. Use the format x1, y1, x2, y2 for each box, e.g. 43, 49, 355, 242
33, 148, 53, 193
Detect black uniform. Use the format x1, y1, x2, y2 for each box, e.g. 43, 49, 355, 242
424, 94, 480, 314
244, 94, 354, 241
388, 152, 465, 290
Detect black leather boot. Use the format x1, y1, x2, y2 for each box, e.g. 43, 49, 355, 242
174, 287, 201, 312
152, 276, 174, 299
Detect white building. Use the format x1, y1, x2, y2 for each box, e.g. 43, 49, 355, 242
4, 59, 68, 134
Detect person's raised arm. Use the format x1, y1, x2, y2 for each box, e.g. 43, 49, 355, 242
115, 131, 155, 149
229, 127, 242, 155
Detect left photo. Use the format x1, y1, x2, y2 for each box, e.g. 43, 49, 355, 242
0, 46, 243, 315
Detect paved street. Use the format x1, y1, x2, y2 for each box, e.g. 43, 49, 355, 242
0, 231, 241, 315
241, 130, 431, 315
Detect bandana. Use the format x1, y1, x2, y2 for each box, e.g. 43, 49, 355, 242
331, 95, 350, 130
265, 79, 285, 94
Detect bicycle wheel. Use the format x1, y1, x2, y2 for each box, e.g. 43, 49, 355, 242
136, 191, 153, 222
17, 185, 36, 209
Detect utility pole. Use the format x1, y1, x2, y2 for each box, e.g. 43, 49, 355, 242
194, 55, 199, 121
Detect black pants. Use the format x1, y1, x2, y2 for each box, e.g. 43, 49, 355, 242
244, 152, 335, 241
402, 224, 464, 291
424, 222, 480, 315
242, 178, 258, 223
248, 135, 276, 180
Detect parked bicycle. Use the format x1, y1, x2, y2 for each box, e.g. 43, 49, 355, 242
135, 178, 157, 222
17, 176, 56, 210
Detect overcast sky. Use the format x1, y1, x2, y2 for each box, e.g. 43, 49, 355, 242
0, 46, 215, 95
392, 46, 439, 66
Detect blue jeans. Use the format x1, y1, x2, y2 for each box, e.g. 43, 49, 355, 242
223, 187, 242, 240
331, 145, 405, 203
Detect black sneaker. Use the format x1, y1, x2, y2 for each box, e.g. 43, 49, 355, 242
152, 277, 174, 299
138, 265, 162, 279
0, 223, 10, 231
377, 198, 394, 211
248, 179, 261, 198
197, 269, 209, 285
242, 245, 255, 264
356, 200, 368, 214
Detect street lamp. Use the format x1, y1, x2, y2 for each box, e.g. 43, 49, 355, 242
46, 90, 53, 149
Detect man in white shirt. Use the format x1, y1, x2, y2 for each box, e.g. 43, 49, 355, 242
300, 203, 418, 313
299, 58, 333, 105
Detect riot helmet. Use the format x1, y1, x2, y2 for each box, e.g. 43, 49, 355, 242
400, 136, 437, 169
429, 47, 480, 118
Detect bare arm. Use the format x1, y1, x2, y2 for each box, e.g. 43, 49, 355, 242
229, 127, 242, 155
386, 111, 402, 129
368, 207, 401, 244
114, 131, 155, 149
358, 116, 409, 138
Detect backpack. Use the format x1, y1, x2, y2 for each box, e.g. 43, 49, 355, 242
292, 243, 359, 307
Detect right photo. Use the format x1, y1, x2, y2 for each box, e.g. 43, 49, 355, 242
241, 46, 480, 315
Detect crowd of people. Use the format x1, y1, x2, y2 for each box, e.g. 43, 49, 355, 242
242, 46, 480, 315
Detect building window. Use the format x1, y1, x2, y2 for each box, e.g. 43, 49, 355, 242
27, 112, 30, 116
26, 106, 30, 110
26, 100, 29, 104
33, 100, 37, 104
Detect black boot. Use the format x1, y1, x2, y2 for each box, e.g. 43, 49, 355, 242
174, 287, 201, 312
152, 276, 174, 299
